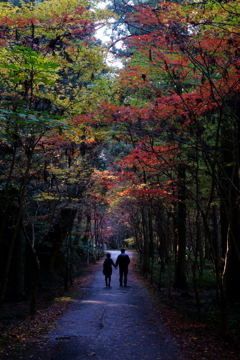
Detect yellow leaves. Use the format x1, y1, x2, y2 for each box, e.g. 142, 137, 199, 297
8, 0, 113, 37
0, 2, 18, 18
119, 183, 146, 196
33, 193, 56, 201
54, 296, 76, 302
68, 177, 78, 183
0, 0, 113, 44
0, 0, 116, 151
91, 169, 116, 182
183, 1, 240, 36
18, 0, 88, 23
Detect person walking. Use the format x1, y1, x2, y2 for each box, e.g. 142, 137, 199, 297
103, 253, 116, 287
116, 248, 130, 287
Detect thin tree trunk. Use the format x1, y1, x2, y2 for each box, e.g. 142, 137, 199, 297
0, 152, 33, 314
166, 255, 172, 298
174, 165, 187, 289
29, 250, 40, 316
0, 141, 17, 247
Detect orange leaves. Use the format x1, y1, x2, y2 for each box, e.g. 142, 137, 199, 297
118, 65, 151, 91
71, 114, 96, 125
115, 0, 240, 110
126, 2, 184, 30
90, 169, 116, 190
0, 15, 38, 28
119, 142, 175, 173
111, 139, 178, 205
120, 186, 171, 199
117, 177, 177, 206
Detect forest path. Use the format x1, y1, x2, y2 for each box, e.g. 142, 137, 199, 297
22, 250, 186, 360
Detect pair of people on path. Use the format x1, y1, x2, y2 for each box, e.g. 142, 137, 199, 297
103, 249, 130, 287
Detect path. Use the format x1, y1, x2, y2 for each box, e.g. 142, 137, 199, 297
22, 250, 186, 360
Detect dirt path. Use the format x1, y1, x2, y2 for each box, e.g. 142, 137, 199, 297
20, 250, 186, 360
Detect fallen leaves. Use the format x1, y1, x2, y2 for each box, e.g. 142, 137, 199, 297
1, 256, 240, 360
137, 278, 240, 360
0, 269, 93, 359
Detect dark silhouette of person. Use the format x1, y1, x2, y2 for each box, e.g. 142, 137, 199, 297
116, 248, 130, 287
103, 253, 116, 287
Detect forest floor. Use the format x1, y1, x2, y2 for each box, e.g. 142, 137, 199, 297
0, 250, 240, 360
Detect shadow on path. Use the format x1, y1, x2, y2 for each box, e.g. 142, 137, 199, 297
22, 250, 186, 360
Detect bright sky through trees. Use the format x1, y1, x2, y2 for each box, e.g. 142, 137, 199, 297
95, 1, 124, 68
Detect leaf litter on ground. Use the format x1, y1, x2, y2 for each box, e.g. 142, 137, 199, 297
0, 258, 240, 360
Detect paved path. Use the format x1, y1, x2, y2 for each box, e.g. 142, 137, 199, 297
23, 250, 186, 360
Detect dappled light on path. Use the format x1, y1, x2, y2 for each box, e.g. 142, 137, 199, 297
1, 251, 240, 360
20, 250, 184, 360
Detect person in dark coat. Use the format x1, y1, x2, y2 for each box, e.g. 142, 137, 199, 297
103, 253, 116, 287
115, 248, 130, 287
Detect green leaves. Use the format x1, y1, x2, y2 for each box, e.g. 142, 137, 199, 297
2, 62, 20, 70
0, 45, 60, 91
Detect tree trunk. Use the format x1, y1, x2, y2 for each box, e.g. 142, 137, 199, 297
0, 141, 17, 247
211, 205, 221, 268
0, 152, 33, 314
166, 255, 173, 298
29, 250, 41, 316
141, 206, 149, 276
14, 229, 26, 300
220, 106, 240, 300
174, 165, 187, 289
148, 207, 154, 284
48, 208, 77, 274
202, 212, 228, 337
